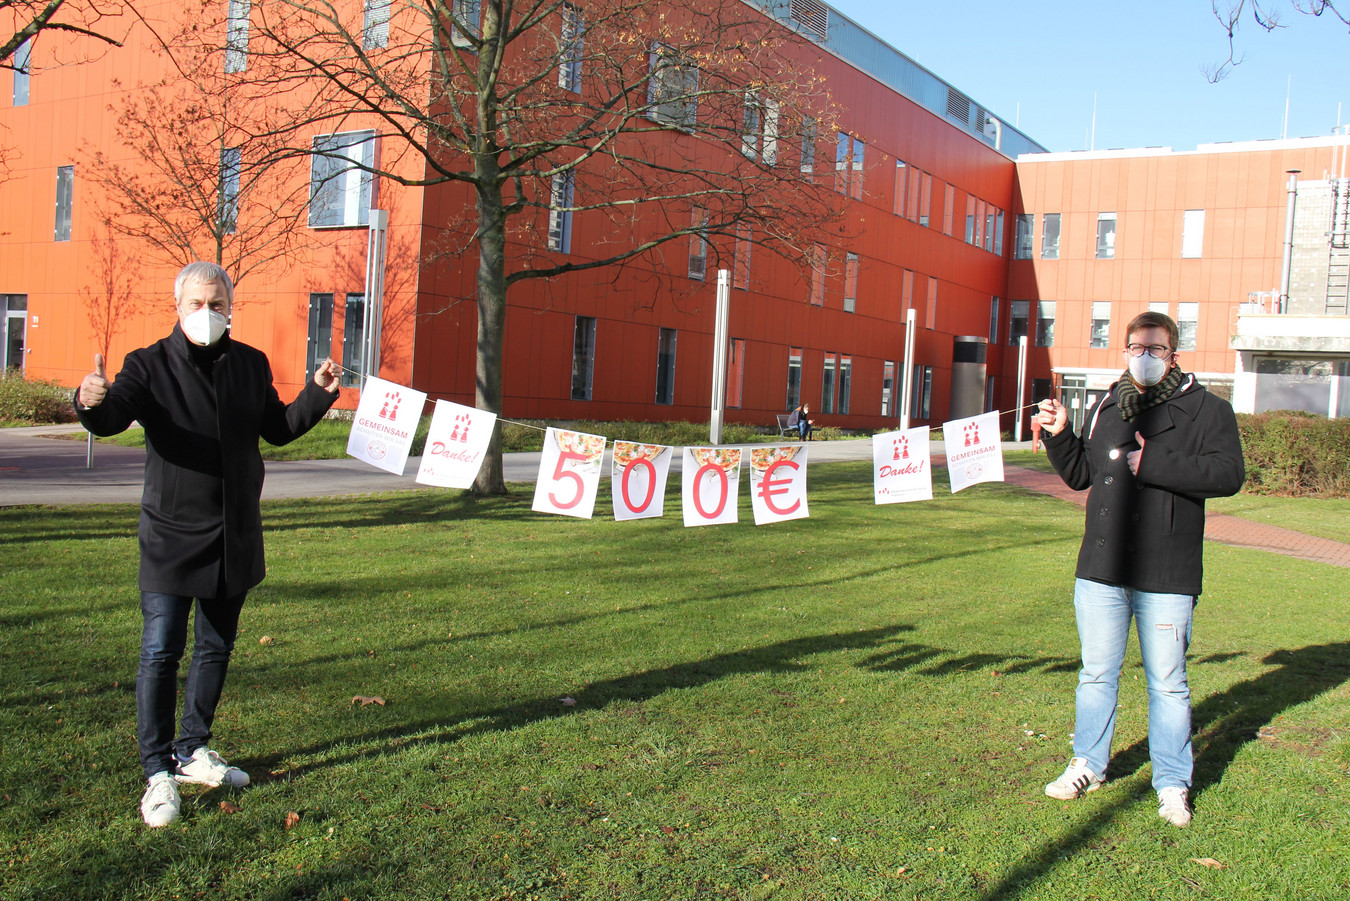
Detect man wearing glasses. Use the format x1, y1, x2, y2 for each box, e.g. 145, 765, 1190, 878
1033, 311, 1244, 827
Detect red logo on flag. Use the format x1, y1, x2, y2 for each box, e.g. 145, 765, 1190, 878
378, 391, 402, 420
893, 436, 910, 461
449, 412, 472, 443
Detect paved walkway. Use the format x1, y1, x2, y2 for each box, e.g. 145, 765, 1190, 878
3, 425, 1346, 568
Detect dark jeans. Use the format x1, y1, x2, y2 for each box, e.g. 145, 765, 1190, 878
137, 590, 246, 778
797, 421, 812, 440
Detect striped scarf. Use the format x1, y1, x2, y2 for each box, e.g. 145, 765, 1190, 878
1117, 366, 1185, 421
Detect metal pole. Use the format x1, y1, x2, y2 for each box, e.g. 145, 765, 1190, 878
86, 430, 93, 470
1279, 170, 1300, 314
899, 307, 916, 431
709, 269, 731, 444
1014, 335, 1028, 443
363, 210, 390, 386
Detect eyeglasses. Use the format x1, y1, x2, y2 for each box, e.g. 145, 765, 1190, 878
1123, 343, 1173, 359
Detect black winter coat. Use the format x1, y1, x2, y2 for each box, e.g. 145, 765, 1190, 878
1043, 374, 1244, 597
75, 326, 338, 597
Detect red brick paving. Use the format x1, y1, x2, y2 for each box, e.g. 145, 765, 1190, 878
1003, 465, 1350, 569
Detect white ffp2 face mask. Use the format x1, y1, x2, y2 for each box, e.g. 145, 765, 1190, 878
182, 309, 228, 346
1128, 352, 1169, 387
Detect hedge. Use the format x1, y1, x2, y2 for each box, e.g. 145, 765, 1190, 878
1236, 411, 1350, 497
0, 374, 77, 426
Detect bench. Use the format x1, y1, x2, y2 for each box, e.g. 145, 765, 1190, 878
776, 413, 796, 438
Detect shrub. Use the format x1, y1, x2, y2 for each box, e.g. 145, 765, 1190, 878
0, 374, 77, 425
1236, 411, 1350, 497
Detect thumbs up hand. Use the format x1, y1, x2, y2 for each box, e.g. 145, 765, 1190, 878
78, 353, 110, 409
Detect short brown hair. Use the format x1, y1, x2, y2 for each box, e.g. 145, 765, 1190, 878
1125, 311, 1178, 351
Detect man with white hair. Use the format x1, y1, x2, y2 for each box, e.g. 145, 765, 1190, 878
75, 262, 340, 827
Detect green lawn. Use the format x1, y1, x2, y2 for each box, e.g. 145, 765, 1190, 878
2, 463, 1347, 900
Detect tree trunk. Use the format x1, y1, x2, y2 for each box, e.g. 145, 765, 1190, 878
472, 164, 509, 496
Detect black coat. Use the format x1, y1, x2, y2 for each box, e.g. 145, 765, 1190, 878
76, 326, 338, 597
1043, 374, 1244, 597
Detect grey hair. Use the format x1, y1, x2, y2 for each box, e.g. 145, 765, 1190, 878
174, 262, 234, 305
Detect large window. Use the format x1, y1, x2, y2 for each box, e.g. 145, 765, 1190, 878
834, 132, 864, 199
918, 172, 932, 227
571, 315, 596, 400
219, 147, 241, 235
1014, 214, 1033, 259
342, 293, 365, 387
799, 117, 816, 178
821, 352, 837, 413
943, 184, 955, 236
1009, 300, 1029, 346
225, 0, 250, 73
306, 293, 334, 382
452, 0, 481, 48
994, 209, 1005, 256
1095, 212, 1117, 259
1181, 209, 1205, 259
1090, 301, 1111, 348
309, 130, 378, 228
988, 296, 999, 344
557, 3, 584, 93
2, 295, 27, 372
910, 364, 932, 420
363, 0, 390, 50
881, 361, 895, 417
965, 195, 976, 244
843, 252, 858, 313
786, 346, 802, 410
726, 338, 745, 408
55, 165, 74, 242
740, 94, 778, 163
893, 160, 908, 217
547, 171, 575, 253
13, 38, 31, 105
838, 354, 852, 414
655, 327, 677, 405
1177, 302, 1199, 351
688, 208, 707, 280
647, 42, 698, 130
1036, 301, 1056, 347
1041, 213, 1061, 260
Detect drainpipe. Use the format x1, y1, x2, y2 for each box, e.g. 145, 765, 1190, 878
985, 115, 1003, 152
1279, 169, 1300, 314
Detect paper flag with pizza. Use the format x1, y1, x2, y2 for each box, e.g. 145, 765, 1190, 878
748, 445, 810, 525
681, 446, 742, 527
611, 440, 674, 521
532, 427, 607, 518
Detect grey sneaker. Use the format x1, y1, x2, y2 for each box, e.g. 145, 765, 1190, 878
141, 772, 181, 827
1045, 756, 1104, 800
1158, 786, 1192, 827
175, 747, 250, 788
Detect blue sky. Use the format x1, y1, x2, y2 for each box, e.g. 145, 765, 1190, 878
823, 0, 1349, 153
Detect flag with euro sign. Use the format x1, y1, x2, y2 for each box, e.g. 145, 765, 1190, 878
415, 399, 497, 489
681, 447, 743, 527
748, 445, 810, 525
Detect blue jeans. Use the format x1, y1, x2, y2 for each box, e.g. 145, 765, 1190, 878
137, 591, 246, 778
1071, 578, 1195, 791
797, 421, 812, 440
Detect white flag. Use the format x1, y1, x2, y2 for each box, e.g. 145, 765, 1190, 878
415, 400, 496, 489
347, 376, 427, 475
942, 411, 1004, 493
611, 441, 674, 521
532, 427, 606, 519
681, 447, 742, 527
748, 445, 809, 525
872, 427, 933, 504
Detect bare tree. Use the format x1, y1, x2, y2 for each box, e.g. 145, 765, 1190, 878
81, 217, 141, 362
1206, 0, 1349, 81
2, 0, 130, 68
229, 0, 843, 494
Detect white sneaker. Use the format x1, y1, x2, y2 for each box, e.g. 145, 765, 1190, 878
1045, 756, 1104, 800
141, 772, 181, 827
1158, 786, 1192, 827
175, 747, 250, 788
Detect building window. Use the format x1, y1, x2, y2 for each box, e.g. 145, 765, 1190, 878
1095, 212, 1116, 259
548, 170, 575, 253
2, 294, 29, 372
363, 0, 390, 50
688, 208, 707, 280
843, 252, 858, 313
55, 165, 74, 242
306, 293, 334, 382
219, 147, 241, 235
727, 337, 745, 408
1014, 214, 1033, 259
225, 0, 250, 73
881, 361, 895, 417
341, 293, 365, 386
838, 354, 852, 414
741, 93, 779, 163
1009, 300, 1029, 346
1041, 213, 1060, 260
1181, 209, 1205, 259
907, 167, 921, 223
821, 352, 837, 413
655, 327, 677, 405
761, 98, 779, 166
1177, 302, 1198, 351
571, 315, 596, 400
647, 42, 698, 130
786, 346, 802, 410
984, 206, 995, 252
910, 364, 932, 420
994, 209, 1005, 256
452, 0, 481, 48
741, 92, 761, 159
308, 130, 378, 228
965, 195, 976, 244
809, 244, 825, 306
799, 116, 816, 178
917, 173, 932, 227
13, 38, 31, 105
558, 3, 584, 93
1149, 301, 1170, 315
974, 199, 985, 248
834, 132, 864, 199
893, 160, 908, 217
1090, 301, 1111, 348
988, 296, 999, 344
733, 225, 750, 289
943, 184, 955, 236
1032, 377, 1052, 406
1036, 301, 1056, 347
